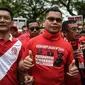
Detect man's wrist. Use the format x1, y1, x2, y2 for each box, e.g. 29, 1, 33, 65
19, 60, 25, 73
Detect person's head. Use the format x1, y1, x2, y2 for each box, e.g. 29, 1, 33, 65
43, 6, 62, 34
26, 19, 40, 38
22, 25, 28, 34
80, 30, 85, 36
62, 20, 80, 41
10, 26, 18, 37
0, 8, 13, 33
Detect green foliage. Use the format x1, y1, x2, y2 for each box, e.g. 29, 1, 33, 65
0, 0, 85, 22
74, 1, 85, 18
0, 0, 25, 17
0, 0, 47, 22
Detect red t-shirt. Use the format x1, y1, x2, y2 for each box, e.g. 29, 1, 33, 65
0, 36, 24, 85
24, 30, 74, 85
18, 33, 30, 49
64, 40, 82, 85
79, 37, 85, 78
79, 36, 85, 42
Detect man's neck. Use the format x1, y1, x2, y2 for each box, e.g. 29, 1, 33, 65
0, 32, 10, 40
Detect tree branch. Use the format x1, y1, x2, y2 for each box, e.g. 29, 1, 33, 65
59, 0, 75, 15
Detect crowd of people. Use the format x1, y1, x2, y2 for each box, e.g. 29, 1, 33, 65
0, 6, 85, 85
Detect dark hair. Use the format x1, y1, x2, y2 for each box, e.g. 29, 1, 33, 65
0, 8, 13, 20
26, 19, 40, 29
80, 30, 85, 34
22, 25, 26, 30
62, 20, 77, 32
45, 6, 62, 17
10, 26, 18, 31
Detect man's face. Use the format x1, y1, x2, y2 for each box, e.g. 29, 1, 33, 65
28, 22, 40, 38
66, 23, 80, 41
0, 10, 13, 32
22, 27, 28, 34
10, 28, 18, 37
43, 11, 62, 34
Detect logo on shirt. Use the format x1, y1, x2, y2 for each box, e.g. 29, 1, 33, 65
35, 45, 64, 66
11, 47, 17, 55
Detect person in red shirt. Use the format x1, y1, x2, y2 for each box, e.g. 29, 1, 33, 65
19, 6, 79, 85
21, 25, 28, 34
79, 31, 85, 85
19, 19, 41, 49
10, 25, 19, 38
18, 19, 41, 85
0, 7, 33, 85
79, 30, 85, 42
62, 20, 83, 85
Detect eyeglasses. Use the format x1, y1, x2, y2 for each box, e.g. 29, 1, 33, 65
47, 17, 62, 22
29, 27, 40, 31
71, 27, 79, 32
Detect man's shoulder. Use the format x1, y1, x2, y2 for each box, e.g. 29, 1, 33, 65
60, 38, 72, 48
30, 34, 42, 41
12, 38, 22, 44
18, 33, 30, 41
19, 33, 29, 38
27, 34, 42, 46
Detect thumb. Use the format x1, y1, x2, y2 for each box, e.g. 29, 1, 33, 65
69, 59, 76, 68
29, 50, 32, 58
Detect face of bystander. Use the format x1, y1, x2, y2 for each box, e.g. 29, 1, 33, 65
22, 26, 28, 34
10, 26, 18, 37
66, 23, 80, 41
28, 22, 40, 38
0, 10, 13, 33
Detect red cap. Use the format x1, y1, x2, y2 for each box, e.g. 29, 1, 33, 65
11, 26, 18, 31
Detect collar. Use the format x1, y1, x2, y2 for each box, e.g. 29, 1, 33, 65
70, 40, 80, 47
0, 34, 13, 42
42, 29, 61, 41
9, 34, 13, 41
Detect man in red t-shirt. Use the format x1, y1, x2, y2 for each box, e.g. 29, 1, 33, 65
21, 25, 28, 34
62, 20, 83, 85
19, 6, 79, 85
0, 8, 33, 85
18, 19, 41, 84
19, 19, 41, 50
10, 26, 19, 38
